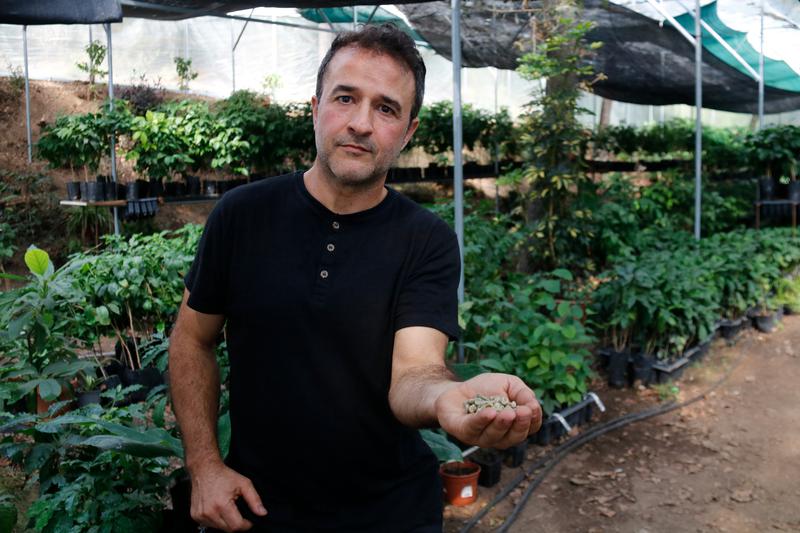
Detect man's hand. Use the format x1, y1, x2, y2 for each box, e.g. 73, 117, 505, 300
435, 373, 543, 449
190, 461, 267, 532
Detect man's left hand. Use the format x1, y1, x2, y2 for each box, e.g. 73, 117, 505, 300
435, 373, 543, 449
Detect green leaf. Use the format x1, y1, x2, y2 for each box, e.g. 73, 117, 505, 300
37, 379, 61, 402
479, 358, 508, 372
419, 429, 463, 463
24, 247, 51, 276
217, 412, 231, 460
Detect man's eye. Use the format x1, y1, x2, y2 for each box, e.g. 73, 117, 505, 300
337, 95, 352, 103
380, 105, 396, 115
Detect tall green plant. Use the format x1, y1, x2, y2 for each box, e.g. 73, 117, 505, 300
508, 6, 603, 270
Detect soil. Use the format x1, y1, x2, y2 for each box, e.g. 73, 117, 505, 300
444, 316, 800, 533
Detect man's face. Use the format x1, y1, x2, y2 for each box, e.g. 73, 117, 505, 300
312, 45, 419, 189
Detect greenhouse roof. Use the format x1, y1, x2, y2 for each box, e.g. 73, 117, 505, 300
399, 0, 800, 114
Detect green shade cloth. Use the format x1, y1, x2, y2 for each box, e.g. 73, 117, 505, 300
297, 7, 427, 44
676, 1, 800, 93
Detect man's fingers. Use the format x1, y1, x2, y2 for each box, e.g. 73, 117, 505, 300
239, 480, 268, 517
476, 408, 516, 447
459, 406, 497, 442
219, 498, 252, 532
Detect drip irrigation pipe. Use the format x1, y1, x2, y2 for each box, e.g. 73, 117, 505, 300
459, 334, 754, 533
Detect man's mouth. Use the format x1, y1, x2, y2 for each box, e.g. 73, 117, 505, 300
339, 143, 372, 153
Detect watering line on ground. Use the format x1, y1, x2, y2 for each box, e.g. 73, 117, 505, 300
459, 333, 755, 533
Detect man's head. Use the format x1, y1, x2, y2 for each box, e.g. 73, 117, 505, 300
316, 23, 426, 123
310, 24, 426, 190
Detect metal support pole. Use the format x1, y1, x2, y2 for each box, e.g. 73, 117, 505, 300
759, 0, 765, 129
231, 8, 254, 95
22, 26, 32, 164
694, 0, 702, 241
452, 0, 465, 363
231, 22, 235, 93
105, 23, 120, 236
492, 67, 500, 215
353, 6, 357, 30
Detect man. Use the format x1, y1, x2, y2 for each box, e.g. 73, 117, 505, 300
169, 23, 542, 533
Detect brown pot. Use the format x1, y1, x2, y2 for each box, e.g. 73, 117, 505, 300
36, 383, 74, 415
440, 461, 481, 506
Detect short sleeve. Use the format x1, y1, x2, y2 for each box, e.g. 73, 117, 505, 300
184, 201, 229, 315
394, 219, 461, 341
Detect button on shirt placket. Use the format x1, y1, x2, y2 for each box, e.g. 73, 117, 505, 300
313, 219, 340, 302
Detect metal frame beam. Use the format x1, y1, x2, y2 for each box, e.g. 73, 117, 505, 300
120, 1, 335, 33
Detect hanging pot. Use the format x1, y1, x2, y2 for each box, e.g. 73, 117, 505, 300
440, 461, 480, 506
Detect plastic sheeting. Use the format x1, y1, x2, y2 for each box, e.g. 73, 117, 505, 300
0, 9, 536, 116
398, 0, 800, 113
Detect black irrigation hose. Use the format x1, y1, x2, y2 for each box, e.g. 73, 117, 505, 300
459, 334, 754, 533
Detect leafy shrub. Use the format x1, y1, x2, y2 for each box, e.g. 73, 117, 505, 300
116, 75, 165, 115
591, 228, 800, 359
462, 270, 595, 416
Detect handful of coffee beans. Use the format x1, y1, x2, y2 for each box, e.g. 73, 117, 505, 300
464, 394, 517, 414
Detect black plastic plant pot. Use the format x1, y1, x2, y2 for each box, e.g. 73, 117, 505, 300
754, 311, 780, 333
530, 420, 552, 445
126, 181, 141, 201
77, 390, 102, 407
185, 175, 201, 196
120, 367, 164, 404
149, 179, 164, 198
504, 440, 527, 467
66, 181, 81, 200
102, 181, 117, 200
87, 181, 104, 201
471, 450, 503, 487
720, 316, 747, 340
758, 176, 776, 200
631, 352, 655, 386
651, 356, 690, 384
788, 181, 800, 202
607, 349, 630, 389
203, 180, 219, 197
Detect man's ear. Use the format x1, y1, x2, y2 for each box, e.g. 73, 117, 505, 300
401, 117, 420, 151
311, 95, 319, 129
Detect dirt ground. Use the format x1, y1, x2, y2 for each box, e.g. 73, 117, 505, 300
444, 316, 800, 533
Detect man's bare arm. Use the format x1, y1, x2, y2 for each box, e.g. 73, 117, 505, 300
169, 288, 225, 472
389, 326, 543, 449
169, 289, 266, 532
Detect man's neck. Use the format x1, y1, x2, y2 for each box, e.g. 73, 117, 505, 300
303, 164, 388, 215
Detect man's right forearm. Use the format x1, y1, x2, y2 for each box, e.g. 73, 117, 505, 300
169, 327, 223, 475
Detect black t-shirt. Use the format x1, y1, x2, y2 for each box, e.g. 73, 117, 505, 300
184, 171, 460, 532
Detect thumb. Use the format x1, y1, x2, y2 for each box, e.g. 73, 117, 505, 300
239, 478, 267, 516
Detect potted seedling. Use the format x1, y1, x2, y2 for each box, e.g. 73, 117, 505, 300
37, 113, 108, 201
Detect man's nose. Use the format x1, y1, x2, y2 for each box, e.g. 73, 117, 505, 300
347, 103, 373, 136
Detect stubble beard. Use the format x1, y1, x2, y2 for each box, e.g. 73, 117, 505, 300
317, 139, 397, 192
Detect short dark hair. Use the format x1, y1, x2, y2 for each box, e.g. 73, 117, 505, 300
315, 23, 426, 122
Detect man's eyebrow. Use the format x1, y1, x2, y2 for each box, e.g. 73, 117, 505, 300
330, 84, 403, 113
